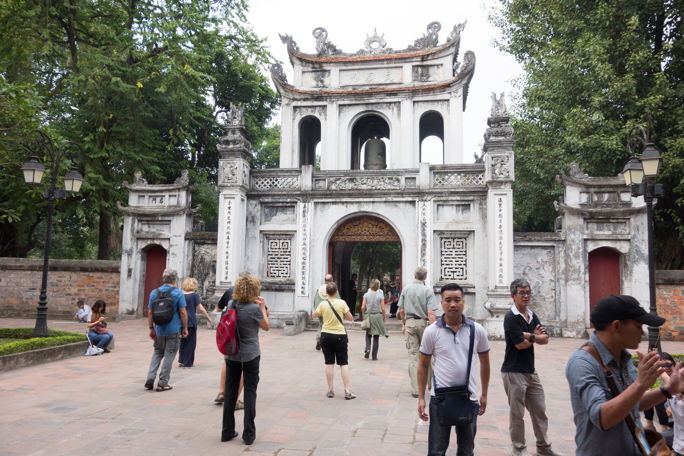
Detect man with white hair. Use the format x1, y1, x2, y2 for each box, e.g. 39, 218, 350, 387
144, 268, 188, 392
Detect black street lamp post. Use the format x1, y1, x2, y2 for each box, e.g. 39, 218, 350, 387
20, 131, 83, 337
622, 130, 663, 351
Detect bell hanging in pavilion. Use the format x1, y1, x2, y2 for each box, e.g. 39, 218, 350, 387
363, 137, 387, 170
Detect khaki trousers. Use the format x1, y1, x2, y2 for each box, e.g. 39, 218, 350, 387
501, 371, 552, 453
405, 318, 430, 396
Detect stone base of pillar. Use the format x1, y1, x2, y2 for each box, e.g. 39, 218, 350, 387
482, 290, 511, 339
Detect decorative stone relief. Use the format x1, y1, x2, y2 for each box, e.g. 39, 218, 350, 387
432, 172, 485, 187
490, 92, 508, 117
220, 160, 239, 184
228, 104, 244, 127
362, 29, 392, 55
279, 33, 300, 52
133, 170, 147, 185
251, 175, 300, 191
270, 63, 288, 84
409, 21, 441, 49
328, 176, 402, 190
222, 199, 233, 282
491, 155, 512, 180
312, 27, 341, 56
217, 103, 251, 158
331, 216, 399, 242
298, 202, 311, 296
262, 205, 296, 224
568, 162, 588, 178
190, 243, 217, 303
265, 235, 293, 279
514, 246, 558, 323
439, 235, 468, 281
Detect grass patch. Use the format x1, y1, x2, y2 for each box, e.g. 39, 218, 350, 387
0, 328, 86, 356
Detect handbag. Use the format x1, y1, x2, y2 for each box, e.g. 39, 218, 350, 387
431, 319, 477, 426
84, 333, 104, 356
581, 343, 672, 456
360, 316, 370, 330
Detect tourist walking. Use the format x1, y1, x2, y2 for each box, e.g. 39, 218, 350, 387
86, 300, 113, 351
312, 281, 356, 400
398, 266, 439, 397
221, 274, 270, 445
417, 282, 490, 456
566, 294, 684, 455
145, 269, 188, 392
361, 279, 388, 360
178, 277, 212, 368
501, 279, 561, 456
313, 274, 337, 351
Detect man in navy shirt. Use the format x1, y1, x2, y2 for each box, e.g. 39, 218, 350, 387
145, 268, 188, 392
501, 279, 560, 456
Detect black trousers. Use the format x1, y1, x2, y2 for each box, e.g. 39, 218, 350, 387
178, 326, 197, 367
222, 356, 260, 441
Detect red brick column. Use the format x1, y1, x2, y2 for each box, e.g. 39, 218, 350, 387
656, 270, 684, 341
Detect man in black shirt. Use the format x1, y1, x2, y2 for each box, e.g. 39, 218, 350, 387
501, 279, 560, 456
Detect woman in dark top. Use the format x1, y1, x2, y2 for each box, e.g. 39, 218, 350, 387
178, 277, 212, 368
221, 274, 270, 445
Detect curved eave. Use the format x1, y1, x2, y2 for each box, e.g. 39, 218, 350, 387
272, 72, 473, 105
288, 39, 457, 65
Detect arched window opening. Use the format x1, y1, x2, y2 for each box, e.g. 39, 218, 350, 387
299, 116, 321, 167
419, 111, 444, 163
351, 114, 390, 170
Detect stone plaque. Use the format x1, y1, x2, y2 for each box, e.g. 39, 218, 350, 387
339, 67, 403, 86
436, 203, 471, 222
513, 245, 558, 322
262, 205, 296, 224
585, 220, 629, 235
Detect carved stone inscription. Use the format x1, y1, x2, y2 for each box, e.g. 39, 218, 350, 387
262, 205, 296, 224
436, 203, 471, 222
513, 245, 558, 322
339, 67, 403, 86
439, 235, 468, 281
585, 220, 629, 235
265, 235, 293, 279
412, 65, 442, 82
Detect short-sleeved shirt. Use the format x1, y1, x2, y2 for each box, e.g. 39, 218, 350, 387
397, 280, 439, 319
667, 396, 684, 453
315, 298, 350, 335
420, 315, 491, 401
363, 289, 384, 313
75, 304, 92, 322
148, 284, 187, 336
183, 292, 200, 327
227, 301, 264, 363
501, 305, 542, 373
565, 332, 641, 455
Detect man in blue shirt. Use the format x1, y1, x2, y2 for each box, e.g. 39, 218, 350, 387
566, 295, 684, 455
144, 269, 188, 392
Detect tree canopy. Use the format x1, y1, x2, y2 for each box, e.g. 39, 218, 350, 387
0, 0, 279, 259
494, 0, 684, 268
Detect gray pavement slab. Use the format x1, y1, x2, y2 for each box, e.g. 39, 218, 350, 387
2, 317, 683, 455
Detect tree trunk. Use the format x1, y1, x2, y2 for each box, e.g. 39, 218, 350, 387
97, 209, 112, 260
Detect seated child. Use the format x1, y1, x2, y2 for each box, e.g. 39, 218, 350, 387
73, 300, 92, 322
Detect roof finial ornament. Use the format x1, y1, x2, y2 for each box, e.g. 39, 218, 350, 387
409, 21, 441, 50
270, 63, 288, 84
364, 28, 388, 54
228, 103, 244, 127
490, 92, 508, 117
312, 27, 341, 56
279, 33, 300, 52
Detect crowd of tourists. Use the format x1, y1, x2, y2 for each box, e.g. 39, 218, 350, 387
86, 264, 684, 456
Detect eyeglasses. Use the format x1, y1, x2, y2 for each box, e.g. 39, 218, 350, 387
662, 362, 674, 368
516, 291, 532, 296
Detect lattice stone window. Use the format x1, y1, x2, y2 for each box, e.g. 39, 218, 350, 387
439, 236, 468, 281
265, 235, 293, 279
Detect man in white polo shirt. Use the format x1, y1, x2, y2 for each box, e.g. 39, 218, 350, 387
417, 282, 491, 456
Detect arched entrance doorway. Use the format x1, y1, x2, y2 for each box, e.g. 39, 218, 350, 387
328, 215, 401, 315
141, 244, 167, 316
588, 247, 621, 314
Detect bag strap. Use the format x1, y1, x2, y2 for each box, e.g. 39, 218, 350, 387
581, 342, 648, 456
433, 318, 476, 390
325, 299, 346, 333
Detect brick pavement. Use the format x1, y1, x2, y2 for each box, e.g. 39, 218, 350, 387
2, 317, 684, 456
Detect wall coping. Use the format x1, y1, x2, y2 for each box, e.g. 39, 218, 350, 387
0, 258, 120, 273
656, 270, 684, 285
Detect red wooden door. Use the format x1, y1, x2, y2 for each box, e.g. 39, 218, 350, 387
588, 247, 621, 314
143, 245, 167, 315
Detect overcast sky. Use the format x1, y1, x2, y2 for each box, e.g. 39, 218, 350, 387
247, 0, 522, 162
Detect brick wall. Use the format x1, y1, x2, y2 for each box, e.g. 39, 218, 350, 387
656, 270, 684, 341
0, 258, 120, 320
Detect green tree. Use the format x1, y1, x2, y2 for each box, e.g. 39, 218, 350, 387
252, 124, 281, 169
494, 0, 684, 267
0, 0, 278, 259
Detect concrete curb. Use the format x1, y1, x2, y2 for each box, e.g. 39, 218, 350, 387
0, 340, 90, 372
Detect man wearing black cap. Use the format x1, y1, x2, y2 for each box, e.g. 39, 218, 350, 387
565, 294, 684, 455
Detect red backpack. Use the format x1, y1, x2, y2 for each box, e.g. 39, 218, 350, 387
216, 301, 239, 356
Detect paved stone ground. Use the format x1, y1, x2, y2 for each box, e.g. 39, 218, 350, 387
2, 317, 683, 456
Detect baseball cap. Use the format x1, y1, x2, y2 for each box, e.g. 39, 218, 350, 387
590, 295, 666, 326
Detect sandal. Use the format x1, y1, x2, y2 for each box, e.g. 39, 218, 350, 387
214, 392, 225, 404
235, 400, 244, 410
326, 390, 334, 398
156, 385, 173, 392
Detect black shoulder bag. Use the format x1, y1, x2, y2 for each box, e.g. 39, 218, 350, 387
431, 320, 477, 426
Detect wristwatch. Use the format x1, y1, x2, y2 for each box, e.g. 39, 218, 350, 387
529, 334, 536, 344
660, 385, 673, 399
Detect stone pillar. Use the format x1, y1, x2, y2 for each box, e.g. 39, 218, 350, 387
216, 104, 252, 291
481, 95, 515, 338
